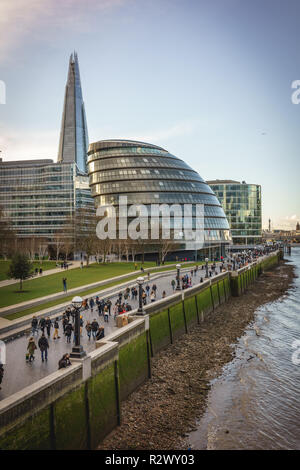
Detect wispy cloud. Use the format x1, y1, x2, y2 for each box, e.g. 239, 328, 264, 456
0, 0, 127, 63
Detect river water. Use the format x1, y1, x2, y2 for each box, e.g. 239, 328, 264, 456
188, 247, 300, 450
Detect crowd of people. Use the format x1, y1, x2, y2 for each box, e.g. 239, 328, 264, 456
0, 247, 275, 392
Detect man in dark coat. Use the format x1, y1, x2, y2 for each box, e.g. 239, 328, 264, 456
38, 333, 49, 362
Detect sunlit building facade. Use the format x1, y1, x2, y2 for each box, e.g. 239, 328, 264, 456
207, 180, 262, 245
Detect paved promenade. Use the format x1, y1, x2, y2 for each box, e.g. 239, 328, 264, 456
0, 264, 216, 400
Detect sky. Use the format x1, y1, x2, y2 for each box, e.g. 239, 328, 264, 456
0, 0, 300, 230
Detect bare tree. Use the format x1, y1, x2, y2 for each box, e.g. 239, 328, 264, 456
0, 206, 16, 259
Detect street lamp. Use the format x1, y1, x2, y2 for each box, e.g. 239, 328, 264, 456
136, 276, 145, 315
176, 264, 181, 290
70, 296, 86, 359
205, 258, 209, 278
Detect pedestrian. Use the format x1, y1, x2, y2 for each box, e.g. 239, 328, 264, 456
162, 290, 166, 298
65, 306, 71, 322
146, 284, 150, 297
96, 326, 105, 341
45, 317, 52, 337
39, 316, 46, 334
152, 284, 157, 297
38, 333, 49, 362
65, 322, 73, 343
27, 337, 37, 363
86, 321, 92, 340
103, 305, 109, 323
53, 317, 60, 340
80, 316, 83, 335
91, 319, 99, 339
89, 298, 95, 312
171, 279, 176, 290
39, 268, 43, 275
80, 261, 83, 269
62, 313, 68, 333
106, 298, 112, 315
0, 362, 4, 390
62, 277, 67, 293
150, 291, 155, 302
58, 353, 72, 370
31, 316, 38, 335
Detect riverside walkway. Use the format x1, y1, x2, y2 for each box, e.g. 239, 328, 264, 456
0, 263, 221, 400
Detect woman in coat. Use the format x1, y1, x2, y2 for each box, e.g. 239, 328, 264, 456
27, 337, 37, 362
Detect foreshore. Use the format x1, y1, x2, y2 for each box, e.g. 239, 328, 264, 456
98, 259, 296, 450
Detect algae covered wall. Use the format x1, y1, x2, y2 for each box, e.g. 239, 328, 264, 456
0, 252, 281, 450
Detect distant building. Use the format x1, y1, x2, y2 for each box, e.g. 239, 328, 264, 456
207, 180, 262, 245
296, 222, 300, 231
0, 53, 94, 243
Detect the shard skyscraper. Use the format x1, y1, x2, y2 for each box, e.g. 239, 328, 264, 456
58, 52, 89, 173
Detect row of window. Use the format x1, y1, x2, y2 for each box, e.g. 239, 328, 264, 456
87, 146, 171, 162
89, 168, 204, 185
92, 180, 217, 196
88, 156, 196, 174
95, 193, 222, 206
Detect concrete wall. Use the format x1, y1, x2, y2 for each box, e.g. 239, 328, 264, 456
0, 252, 280, 450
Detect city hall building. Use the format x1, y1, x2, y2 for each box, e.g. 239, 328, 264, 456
207, 180, 262, 245
88, 139, 232, 260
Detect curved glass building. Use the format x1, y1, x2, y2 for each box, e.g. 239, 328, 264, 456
88, 140, 231, 259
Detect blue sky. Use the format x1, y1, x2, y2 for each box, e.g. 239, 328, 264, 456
0, 0, 300, 229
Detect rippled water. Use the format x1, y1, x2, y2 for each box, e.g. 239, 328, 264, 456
189, 247, 300, 450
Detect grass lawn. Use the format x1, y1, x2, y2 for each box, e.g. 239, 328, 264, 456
3, 261, 204, 321
0, 261, 159, 309
0, 260, 58, 281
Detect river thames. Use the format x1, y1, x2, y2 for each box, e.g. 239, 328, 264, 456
189, 247, 300, 450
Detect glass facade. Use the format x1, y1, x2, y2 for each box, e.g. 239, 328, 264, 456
207, 180, 262, 245
88, 140, 232, 248
0, 159, 95, 240
58, 52, 89, 173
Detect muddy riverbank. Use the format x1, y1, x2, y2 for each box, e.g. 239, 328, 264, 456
98, 260, 296, 450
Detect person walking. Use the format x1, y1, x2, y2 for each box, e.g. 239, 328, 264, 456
146, 284, 150, 297
31, 316, 38, 335
62, 277, 67, 293
106, 298, 112, 316
65, 306, 71, 322
103, 305, 109, 323
27, 337, 37, 363
39, 317, 46, 334
91, 319, 99, 340
45, 317, 52, 338
53, 318, 60, 340
89, 298, 95, 312
162, 290, 166, 298
85, 321, 92, 340
65, 322, 73, 343
171, 279, 176, 291
62, 313, 68, 334
38, 334, 49, 362
150, 291, 155, 302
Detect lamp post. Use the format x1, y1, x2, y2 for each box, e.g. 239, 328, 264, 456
205, 258, 209, 278
176, 264, 181, 290
70, 296, 86, 359
137, 276, 145, 315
